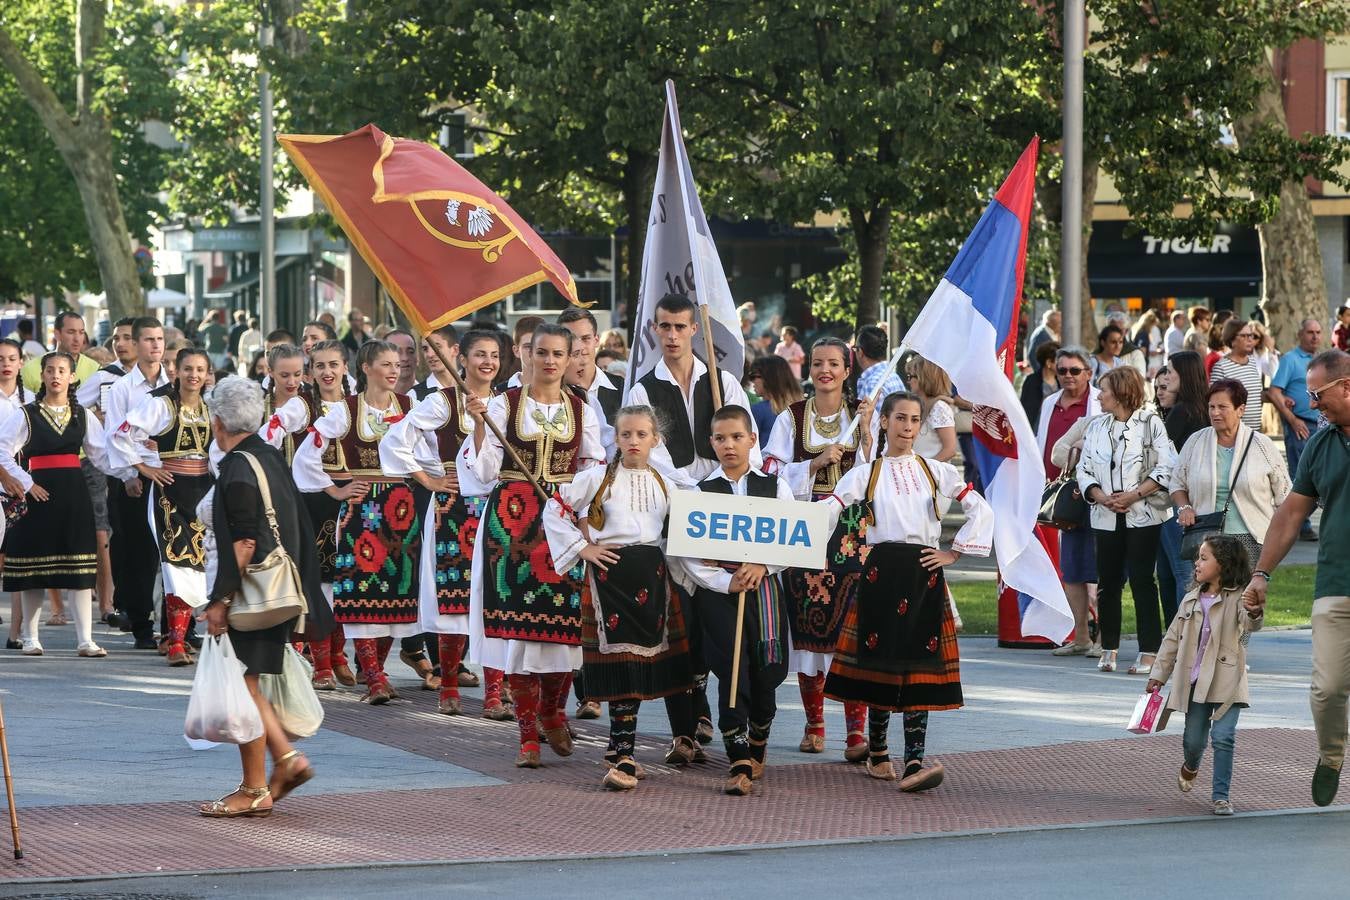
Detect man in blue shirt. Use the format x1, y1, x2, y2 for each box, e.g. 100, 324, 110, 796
1269, 316, 1323, 540
853, 325, 904, 400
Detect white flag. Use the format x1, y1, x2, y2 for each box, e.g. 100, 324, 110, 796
624, 81, 744, 398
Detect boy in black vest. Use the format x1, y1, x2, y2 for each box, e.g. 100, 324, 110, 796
675, 406, 793, 795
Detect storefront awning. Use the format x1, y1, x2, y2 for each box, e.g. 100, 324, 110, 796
1088, 221, 1261, 299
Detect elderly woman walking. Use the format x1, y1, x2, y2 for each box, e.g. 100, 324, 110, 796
1169, 379, 1292, 572
1077, 367, 1177, 675
197, 376, 329, 818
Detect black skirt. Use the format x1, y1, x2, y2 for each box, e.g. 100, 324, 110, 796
3, 466, 96, 591
229, 617, 297, 676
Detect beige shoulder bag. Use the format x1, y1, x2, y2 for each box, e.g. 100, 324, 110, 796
226, 451, 308, 632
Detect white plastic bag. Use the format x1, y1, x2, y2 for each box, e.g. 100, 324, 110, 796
184, 634, 264, 747
259, 644, 325, 739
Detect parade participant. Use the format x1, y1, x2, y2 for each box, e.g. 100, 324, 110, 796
763, 337, 874, 760
542, 404, 695, 790
821, 391, 994, 792
75, 317, 135, 415
0, 338, 33, 648
381, 326, 488, 715
559, 306, 621, 720
278, 340, 355, 690
294, 340, 416, 704
0, 351, 114, 658
258, 345, 307, 464
108, 348, 215, 667
300, 320, 337, 355
103, 317, 169, 650
386, 329, 419, 396
672, 405, 794, 795
496, 316, 545, 392
464, 323, 605, 767
1147, 535, 1262, 816
625, 292, 758, 745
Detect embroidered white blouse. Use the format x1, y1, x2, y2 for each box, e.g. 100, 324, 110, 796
0, 406, 113, 493
461, 391, 605, 485
379, 387, 477, 481
542, 464, 669, 574
292, 395, 407, 492
108, 394, 211, 475
824, 453, 993, 556
762, 401, 876, 499
258, 394, 311, 450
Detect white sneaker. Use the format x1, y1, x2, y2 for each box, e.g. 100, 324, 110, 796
21, 640, 43, 656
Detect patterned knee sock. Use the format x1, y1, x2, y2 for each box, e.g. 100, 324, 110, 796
508, 674, 541, 749
798, 673, 825, 735
165, 595, 191, 651
484, 667, 505, 706
903, 711, 929, 774
722, 725, 752, 765
539, 672, 569, 729
844, 701, 868, 748
748, 719, 773, 763
354, 639, 387, 688
310, 631, 333, 677
375, 635, 393, 670
330, 623, 348, 668
437, 634, 467, 703
609, 700, 640, 771
868, 708, 892, 758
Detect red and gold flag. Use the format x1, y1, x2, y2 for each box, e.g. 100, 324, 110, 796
280, 124, 580, 332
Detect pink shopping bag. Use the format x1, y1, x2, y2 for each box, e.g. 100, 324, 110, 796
1126, 690, 1165, 734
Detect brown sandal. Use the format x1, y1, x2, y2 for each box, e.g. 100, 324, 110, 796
269, 750, 314, 803
200, 784, 272, 818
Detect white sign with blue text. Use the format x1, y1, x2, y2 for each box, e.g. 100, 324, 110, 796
665, 490, 828, 570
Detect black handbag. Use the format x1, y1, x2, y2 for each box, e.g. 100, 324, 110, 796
1180, 433, 1254, 561
1038, 450, 1089, 530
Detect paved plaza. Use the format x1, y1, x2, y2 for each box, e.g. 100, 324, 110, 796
0, 612, 1343, 893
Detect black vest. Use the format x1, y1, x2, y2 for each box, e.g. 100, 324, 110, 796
594, 373, 622, 425
698, 469, 779, 499
640, 368, 718, 468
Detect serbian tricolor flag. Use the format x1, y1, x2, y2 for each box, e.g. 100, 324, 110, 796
280, 125, 581, 332
902, 138, 1073, 642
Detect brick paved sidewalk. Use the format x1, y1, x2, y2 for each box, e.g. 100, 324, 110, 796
0, 624, 1333, 883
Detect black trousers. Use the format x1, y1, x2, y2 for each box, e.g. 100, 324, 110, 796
1093, 515, 1164, 653
694, 586, 787, 739
108, 476, 157, 642
665, 583, 711, 733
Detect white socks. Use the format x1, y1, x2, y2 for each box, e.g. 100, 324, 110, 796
20, 592, 41, 645
69, 589, 95, 648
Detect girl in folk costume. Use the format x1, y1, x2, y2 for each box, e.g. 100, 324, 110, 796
382, 327, 507, 717
821, 392, 994, 792
258, 344, 308, 465
0, 351, 114, 657
763, 336, 875, 761
294, 340, 419, 704
276, 340, 356, 690
0, 338, 37, 649
542, 405, 696, 791
108, 347, 215, 668
464, 323, 606, 768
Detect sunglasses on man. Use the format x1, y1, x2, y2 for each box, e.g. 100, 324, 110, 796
1056, 366, 1085, 376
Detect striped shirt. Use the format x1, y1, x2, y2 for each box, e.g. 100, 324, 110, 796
1209, 355, 1264, 431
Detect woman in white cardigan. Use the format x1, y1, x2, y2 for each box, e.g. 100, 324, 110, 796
1075, 367, 1177, 675
1169, 378, 1292, 570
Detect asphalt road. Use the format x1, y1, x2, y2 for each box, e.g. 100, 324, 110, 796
3, 809, 1346, 899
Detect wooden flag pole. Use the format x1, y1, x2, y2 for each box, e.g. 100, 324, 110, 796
0, 699, 22, 859
728, 589, 747, 709
698, 303, 724, 410
838, 344, 906, 444
423, 336, 551, 507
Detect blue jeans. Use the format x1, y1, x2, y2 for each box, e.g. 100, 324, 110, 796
1284, 419, 1317, 533
1183, 699, 1241, 801
1155, 517, 1191, 626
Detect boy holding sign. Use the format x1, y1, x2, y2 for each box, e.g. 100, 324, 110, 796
672, 406, 795, 796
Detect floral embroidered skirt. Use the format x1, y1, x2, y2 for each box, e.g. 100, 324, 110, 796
785, 499, 870, 656
480, 480, 584, 645
580, 545, 693, 702
303, 483, 343, 582
331, 480, 422, 625
824, 542, 962, 712
423, 486, 478, 617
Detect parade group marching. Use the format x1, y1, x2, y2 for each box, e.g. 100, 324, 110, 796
0, 295, 1001, 804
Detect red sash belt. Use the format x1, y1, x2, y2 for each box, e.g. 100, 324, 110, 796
28, 454, 81, 471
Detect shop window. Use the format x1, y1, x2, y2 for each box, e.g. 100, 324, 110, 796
1327, 71, 1350, 138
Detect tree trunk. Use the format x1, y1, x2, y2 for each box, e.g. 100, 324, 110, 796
621, 152, 657, 327
1232, 55, 1327, 347
852, 203, 891, 333
69, 145, 145, 322
0, 1, 144, 322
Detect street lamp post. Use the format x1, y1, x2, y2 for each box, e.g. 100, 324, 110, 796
259, 16, 276, 334
1062, 0, 1085, 345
